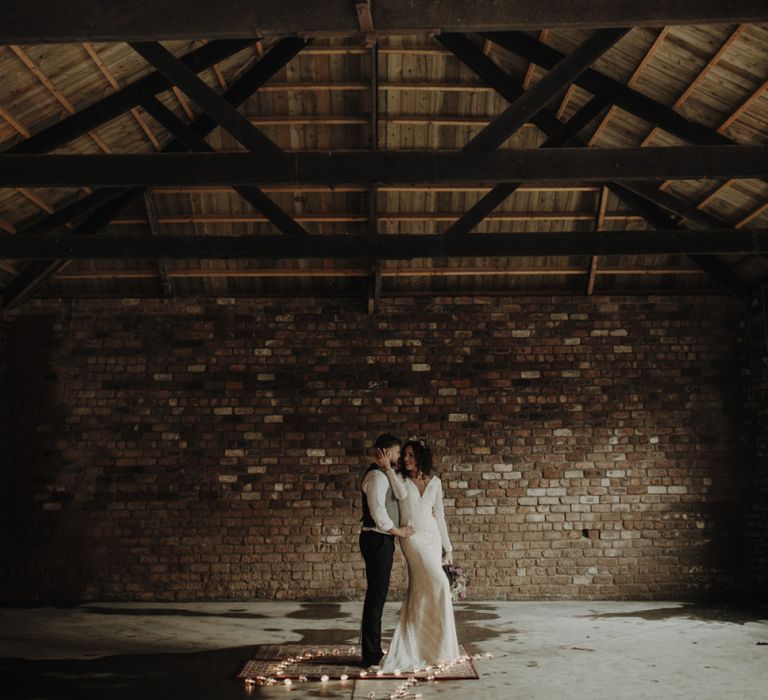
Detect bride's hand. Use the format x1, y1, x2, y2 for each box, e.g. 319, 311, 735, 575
374, 448, 391, 471
442, 552, 453, 566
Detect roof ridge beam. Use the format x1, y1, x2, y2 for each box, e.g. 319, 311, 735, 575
1, 1, 767, 41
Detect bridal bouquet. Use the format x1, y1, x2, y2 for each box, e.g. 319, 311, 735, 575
442, 564, 469, 601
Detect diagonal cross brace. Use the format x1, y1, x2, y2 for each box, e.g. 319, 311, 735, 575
3, 38, 309, 310
130, 41, 308, 236
445, 96, 610, 235
443, 29, 622, 235
486, 29, 768, 265
438, 33, 751, 298
139, 96, 309, 237
467, 28, 627, 150
445, 29, 628, 235
441, 29, 617, 236
130, 41, 285, 157
483, 31, 732, 147
5, 39, 253, 155
10, 38, 307, 237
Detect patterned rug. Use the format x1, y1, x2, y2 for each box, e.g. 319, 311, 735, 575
237, 643, 480, 682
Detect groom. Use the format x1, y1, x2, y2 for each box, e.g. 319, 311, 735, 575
359, 434, 414, 668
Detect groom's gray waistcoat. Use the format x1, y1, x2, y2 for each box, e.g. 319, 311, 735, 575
361, 464, 400, 529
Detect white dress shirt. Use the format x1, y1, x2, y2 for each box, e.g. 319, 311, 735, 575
362, 467, 407, 534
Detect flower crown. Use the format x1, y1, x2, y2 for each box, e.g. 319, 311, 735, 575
407, 436, 428, 449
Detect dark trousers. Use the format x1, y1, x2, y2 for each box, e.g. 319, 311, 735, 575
359, 530, 395, 665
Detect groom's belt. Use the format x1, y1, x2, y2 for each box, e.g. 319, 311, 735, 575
361, 527, 394, 537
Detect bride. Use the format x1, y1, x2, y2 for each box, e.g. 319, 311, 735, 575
380, 439, 461, 672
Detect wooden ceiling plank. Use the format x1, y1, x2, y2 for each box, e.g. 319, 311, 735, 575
9, 44, 112, 153
621, 181, 727, 229
648, 26, 752, 193
197, 42, 230, 90
2, 192, 147, 310
485, 31, 732, 146
442, 33, 751, 297
8, 38, 309, 240
683, 75, 766, 214
108, 211, 645, 225
212, 65, 228, 90
15, 189, 134, 237
140, 94, 310, 236
82, 42, 162, 150
555, 84, 577, 121
444, 95, 610, 235
588, 27, 669, 146
6, 40, 252, 155
523, 30, 549, 91
51, 267, 706, 281
171, 86, 195, 120
717, 77, 768, 133
694, 180, 734, 210
735, 200, 768, 229
467, 28, 627, 150
16, 187, 55, 214
2, 38, 308, 309
0, 104, 31, 138
130, 40, 285, 156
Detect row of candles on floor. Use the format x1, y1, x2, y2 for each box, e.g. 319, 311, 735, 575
243, 647, 493, 697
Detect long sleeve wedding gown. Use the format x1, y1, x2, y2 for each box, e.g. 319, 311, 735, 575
381, 475, 460, 672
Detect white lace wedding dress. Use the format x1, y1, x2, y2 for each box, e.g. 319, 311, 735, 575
382, 475, 460, 672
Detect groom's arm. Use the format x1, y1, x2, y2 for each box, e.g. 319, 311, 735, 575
364, 471, 397, 532
363, 471, 412, 537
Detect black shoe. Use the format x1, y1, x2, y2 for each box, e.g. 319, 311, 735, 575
361, 654, 383, 668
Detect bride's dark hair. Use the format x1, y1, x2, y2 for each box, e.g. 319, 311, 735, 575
399, 439, 433, 478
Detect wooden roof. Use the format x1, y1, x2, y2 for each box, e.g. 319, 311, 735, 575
0, 4, 767, 307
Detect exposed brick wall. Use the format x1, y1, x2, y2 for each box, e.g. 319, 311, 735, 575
742, 289, 768, 598
0, 295, 759, 602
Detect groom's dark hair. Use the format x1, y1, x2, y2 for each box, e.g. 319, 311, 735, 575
374, 433, 402, 450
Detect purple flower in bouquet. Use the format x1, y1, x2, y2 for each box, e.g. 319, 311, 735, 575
442, 564, 469, 601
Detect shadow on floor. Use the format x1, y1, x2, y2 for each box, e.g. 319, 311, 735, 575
80, 606, 269, 620
0, 646, 349, 699
286, 603, 351, 620
580, 602, 768, 625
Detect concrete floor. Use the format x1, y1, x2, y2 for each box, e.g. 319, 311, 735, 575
0, 600, 766, 700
